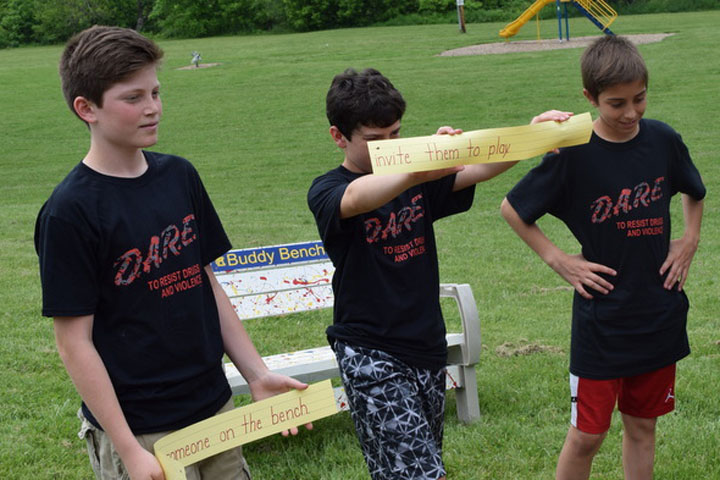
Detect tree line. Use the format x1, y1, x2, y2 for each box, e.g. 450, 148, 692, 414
1, 0, 716, 48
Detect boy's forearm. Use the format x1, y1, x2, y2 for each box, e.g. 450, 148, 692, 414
53, 316, 141, 460
205, 265, 268, 384
341, 165, 464, 218
681, 195, 703, 244
340, 173, 417, 219
453, 161, 518, 191
453, 110, 573, 192
500, 197, 563, 268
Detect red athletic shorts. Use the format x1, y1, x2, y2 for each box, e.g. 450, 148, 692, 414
569, 363, 676, 434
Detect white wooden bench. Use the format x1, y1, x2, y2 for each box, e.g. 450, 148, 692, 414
211, 240, 481, 423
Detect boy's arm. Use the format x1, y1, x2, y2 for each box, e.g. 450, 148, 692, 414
205, 265, 311, 436
53, 315, 165, 480
500, 197, 616, 300
339, 110, 572, 218
452, 110, 574, 192
660, 195, 703, 291
339, 166, 463, 219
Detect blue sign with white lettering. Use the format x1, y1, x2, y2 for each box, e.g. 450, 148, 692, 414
212, 241, 329, 273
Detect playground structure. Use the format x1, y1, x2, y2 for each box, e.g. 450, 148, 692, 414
499, 0, 617, 41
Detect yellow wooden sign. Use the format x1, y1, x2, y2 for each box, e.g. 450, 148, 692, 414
154, 380, 337, 479
368, 112, 592, 175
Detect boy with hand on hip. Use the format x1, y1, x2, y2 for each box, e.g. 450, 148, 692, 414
501, 35, 705, 480
308, 67, 571, 480
35, 26, 308, 480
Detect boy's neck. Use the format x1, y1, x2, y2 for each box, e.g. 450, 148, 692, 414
83, 144, 148, 178
592, 119, 641, 144
342, 157, 369, 174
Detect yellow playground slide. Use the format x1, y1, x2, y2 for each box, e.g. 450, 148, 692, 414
499, 0, 556, 38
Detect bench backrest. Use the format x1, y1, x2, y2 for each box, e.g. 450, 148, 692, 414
212, 240, 333, 320
212, 240, 481, 366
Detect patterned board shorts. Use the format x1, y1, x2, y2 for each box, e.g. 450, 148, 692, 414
333, 340, 447, 480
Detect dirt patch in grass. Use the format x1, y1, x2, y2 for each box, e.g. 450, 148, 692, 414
495, 339, 564, 357
529, 285, 574, 295
438, 33, 674, 57
176, 62, 222, 70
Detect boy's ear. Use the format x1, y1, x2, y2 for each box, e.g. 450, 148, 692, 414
582, 88, 599, 107
329, 126, 348, 149
73, 96, 97, 124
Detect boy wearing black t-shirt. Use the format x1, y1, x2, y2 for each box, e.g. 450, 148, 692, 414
35, 26, 308, 480
308, 67, 571, 480
501, 35, 705, 480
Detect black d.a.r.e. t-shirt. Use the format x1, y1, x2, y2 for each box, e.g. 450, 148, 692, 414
506, 119, 706, 379
308, 165, 475, 370
35, 151, 233, 433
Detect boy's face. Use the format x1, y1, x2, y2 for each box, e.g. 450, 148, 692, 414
82, 64, 162, 152
331, 121, 401, 174
584, 79, 647, 143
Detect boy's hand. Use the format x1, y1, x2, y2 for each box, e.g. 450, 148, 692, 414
435, 125, 463, 136
124, 447, 165, 480
530, 110, 574, 154
530, 110, 573, 125
659, 236, 698, 291
248, 373, 313, 436
400, 125, 465, 184
551, 252, 616, 300
408, 165, 465, 184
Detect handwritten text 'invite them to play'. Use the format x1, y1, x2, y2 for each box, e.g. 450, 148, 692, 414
368, 112, 594, 175
373, 137, 511, 170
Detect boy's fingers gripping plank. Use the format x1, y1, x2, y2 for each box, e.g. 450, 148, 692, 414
125, 448, 166, 480
248, 372, 313, 436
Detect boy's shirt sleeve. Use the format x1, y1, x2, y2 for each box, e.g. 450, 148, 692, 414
506, 152, 569, 224
35, 204, 100, 317
668, 129, 706, 200
423, 174, 475, 221
307, 170, 474, 243
307, 170, 350, 243
186, 164, 232, 266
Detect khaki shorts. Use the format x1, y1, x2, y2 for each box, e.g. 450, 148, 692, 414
78, 399, 251, 480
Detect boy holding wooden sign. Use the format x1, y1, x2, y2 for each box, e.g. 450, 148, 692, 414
501, 35, 705, 480
307, 67, 571, 479
35, 26, 308, 480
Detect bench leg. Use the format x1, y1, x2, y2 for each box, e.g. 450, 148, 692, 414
455, 365, 480, 424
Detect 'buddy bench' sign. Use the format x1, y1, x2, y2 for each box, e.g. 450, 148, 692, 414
212, 241, 334, 320
213, 241, 328, 272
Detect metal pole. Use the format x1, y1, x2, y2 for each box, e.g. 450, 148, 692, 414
556, 0, 562, 42
457, 0, 466, 33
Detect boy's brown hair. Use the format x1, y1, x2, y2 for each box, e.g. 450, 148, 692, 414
581, 35, 648, 100
59, 26, 163, 121
326, 68, 406, 140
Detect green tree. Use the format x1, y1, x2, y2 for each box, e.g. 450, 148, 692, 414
337, 0, 417, 26
0, 0, 36, 46
282, 0, 417, 31
281, 0, 338, 31
30, 0, 143, 44
134, 0, 155, 31
151, 0, 233, 37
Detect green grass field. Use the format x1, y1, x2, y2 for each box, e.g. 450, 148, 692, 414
1, 10, 718, 479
